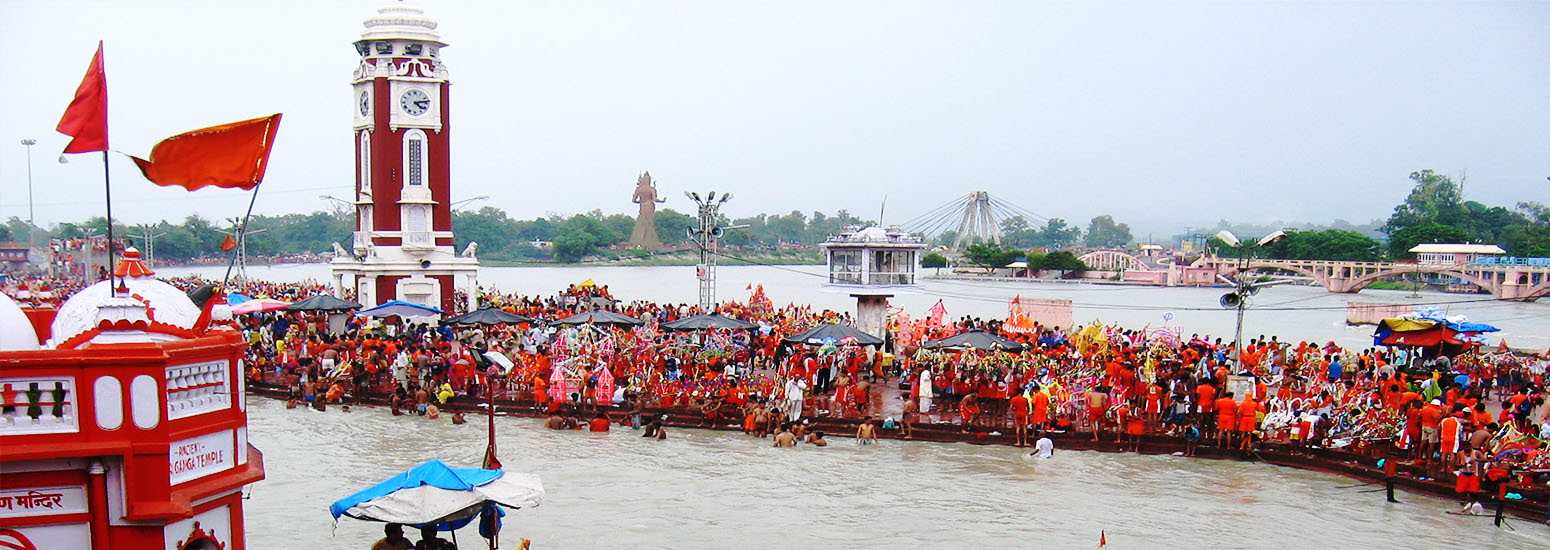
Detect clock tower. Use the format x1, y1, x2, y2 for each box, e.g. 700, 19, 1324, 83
330, 1, 478, 313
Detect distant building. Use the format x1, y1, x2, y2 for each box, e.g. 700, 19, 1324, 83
0, 241, 29, 269
529, 239, 553, 250
1409, 243, 1506, 265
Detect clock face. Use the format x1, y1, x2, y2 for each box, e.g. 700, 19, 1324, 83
359, 90, 370, 117
399, 89, 430, 116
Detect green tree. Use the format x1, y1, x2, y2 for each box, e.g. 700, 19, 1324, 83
1036, 250, 1087, 274
1388, 222, 1471, 259
551, 233, 594, 263
0, 224, 10, 242
1383, 169, 1467, 235
654, 208, 696, 246
1264, 229, 1382, 262
1084, 215, 1132, 248
964, 243, 1021, 268
921, 253, 948, 269
1032, 218, 1082, 249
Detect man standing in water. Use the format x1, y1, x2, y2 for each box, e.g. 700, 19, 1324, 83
773, 424, 797, 447
1033, 434, 1054, 458
856, 416, 878, 445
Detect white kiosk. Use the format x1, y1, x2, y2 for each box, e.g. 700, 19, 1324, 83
818, 225, 925, 341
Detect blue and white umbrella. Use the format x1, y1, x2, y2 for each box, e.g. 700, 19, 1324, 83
357, 299, 444, 318
330, 460, 543, 532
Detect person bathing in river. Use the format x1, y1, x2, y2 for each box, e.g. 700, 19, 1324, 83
773, 424, 797, 447
856, 416, 878, 445
806, 431, 828, 447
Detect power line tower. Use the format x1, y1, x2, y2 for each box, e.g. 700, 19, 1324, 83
219, 218, 268, 283
685, 191, 740, 311
953, 191, 1003, 248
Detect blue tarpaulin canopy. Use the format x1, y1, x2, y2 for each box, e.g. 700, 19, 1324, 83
330, 460, 543, 534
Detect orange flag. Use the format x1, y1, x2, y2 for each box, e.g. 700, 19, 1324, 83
219, 235, 238, 252
56, 42, 108, 154
132, 114, 282, 191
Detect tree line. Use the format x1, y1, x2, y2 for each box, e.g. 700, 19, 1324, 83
4, 168, 1544, 265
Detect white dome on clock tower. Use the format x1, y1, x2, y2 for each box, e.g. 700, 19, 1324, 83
361, 2, 443, 44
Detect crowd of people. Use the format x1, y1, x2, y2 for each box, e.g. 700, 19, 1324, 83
6, 270, 1549, 515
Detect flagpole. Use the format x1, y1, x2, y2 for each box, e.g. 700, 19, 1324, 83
102, 150, 116, 296
221, 187, 262, 287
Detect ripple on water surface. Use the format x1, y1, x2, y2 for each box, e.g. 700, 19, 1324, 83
243, 398, 1547, 549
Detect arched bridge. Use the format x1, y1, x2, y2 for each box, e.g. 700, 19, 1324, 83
1078, 250, 1150, 272
1197, 257, 1550, 301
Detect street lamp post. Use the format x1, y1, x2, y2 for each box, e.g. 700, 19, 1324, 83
20, 139, 36, 263
1214, 230, 1289, 371
449, 195, 491, 213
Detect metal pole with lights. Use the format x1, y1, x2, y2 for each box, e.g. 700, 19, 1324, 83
684, 191, 747, 311
1214, 230, 1290, 371
20, 139, 36, 263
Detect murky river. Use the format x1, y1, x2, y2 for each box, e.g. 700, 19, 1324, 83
161, 263, 1550, 351
243, 397, 1547, 549
166, 263, 1548, 547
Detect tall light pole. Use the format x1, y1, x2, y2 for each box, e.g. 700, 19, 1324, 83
1214, 230, 1289, 372
20, 139, 36, 262
684, 191, 746, 311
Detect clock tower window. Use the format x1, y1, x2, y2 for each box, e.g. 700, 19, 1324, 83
358, 130, 371, 193
403, 130, 427, 187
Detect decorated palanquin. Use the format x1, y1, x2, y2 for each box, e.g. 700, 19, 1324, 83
0, 249, 263, 550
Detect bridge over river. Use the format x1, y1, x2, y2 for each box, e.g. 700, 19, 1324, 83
1074, 251, 1550, 301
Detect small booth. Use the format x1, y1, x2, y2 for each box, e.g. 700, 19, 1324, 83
819, 225, 925, 343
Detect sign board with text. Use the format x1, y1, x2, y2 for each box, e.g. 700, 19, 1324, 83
170, 429, 234, 485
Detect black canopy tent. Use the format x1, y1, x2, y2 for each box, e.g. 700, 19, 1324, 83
444, 307, 538, 326
283, 294, 363, 312
781, 323, 884, 347
551, 310, 646, 326
661, 313, 759, 331
922, 330, 1027, 352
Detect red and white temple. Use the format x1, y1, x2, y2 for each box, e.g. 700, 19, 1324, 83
0, 249, 262, 550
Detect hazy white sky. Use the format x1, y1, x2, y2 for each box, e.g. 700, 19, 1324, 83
0, 0, 1545, 238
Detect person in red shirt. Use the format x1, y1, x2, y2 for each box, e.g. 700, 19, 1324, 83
1197, 382, 1218, 434
1215, 392, 1238, 449
1030, 387, 1051, 434
1237, 397, 1261, 455
588, 412, 611, 432
1418, 399, 1444, 467
1009, 391, 1030, 447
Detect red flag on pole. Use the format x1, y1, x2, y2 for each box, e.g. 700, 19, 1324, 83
219, 235, 238, 252
56, 42, 108, 154
132, 114, 283, 191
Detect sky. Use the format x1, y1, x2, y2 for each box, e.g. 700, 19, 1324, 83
0, 0, 1546, 240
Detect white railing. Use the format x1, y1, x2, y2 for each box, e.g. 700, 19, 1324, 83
404, 231, 433, 248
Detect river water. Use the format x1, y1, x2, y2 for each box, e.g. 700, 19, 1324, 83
242, 397, 1547, 549
196, 263, 1550, 547
159, 263, 1550, 351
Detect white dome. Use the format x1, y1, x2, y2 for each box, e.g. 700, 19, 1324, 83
362, 2, 442, 43
0, 292, 41, 351
50, 277, 201, 348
